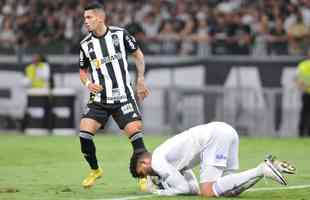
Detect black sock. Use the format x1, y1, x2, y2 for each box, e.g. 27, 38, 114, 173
79, 130, 99, 170
129, 132, 147, 154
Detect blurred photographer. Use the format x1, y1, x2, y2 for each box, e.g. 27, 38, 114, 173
24, 54, 50, 89
296, 49, 310, 137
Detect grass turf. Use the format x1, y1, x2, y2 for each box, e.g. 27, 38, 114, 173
0, 133, 309, 200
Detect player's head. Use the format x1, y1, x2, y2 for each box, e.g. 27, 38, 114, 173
83, 2, 106, 32
129, 151, 152, 178
32, 54, 44, 64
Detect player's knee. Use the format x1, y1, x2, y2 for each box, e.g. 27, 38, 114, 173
80, 118, 101, 133
200, 190, 216, 197
124, 121, 143, 134
200, 183, 217, 198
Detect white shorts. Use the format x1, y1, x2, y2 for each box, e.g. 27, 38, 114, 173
199, 122, 239, 183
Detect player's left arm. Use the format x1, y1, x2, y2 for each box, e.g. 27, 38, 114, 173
123, 30, 150, 103
131, 49, 150, 103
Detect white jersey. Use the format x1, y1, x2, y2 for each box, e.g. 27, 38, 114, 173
151, 122, 239, 195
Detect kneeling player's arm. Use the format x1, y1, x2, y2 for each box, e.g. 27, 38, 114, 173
152, 163, 193, 196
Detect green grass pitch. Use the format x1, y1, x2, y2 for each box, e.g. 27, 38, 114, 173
0, 133, 309, 200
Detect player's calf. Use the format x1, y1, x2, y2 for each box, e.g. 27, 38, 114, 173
203, 155, 294, 198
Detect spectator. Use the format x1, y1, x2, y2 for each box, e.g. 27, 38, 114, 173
0, 0, 307, 56
209, 12, 230, 55
125, 22, 153, 54
38, 8, 64, 45
140, 11, 161, 38
226, 11, 253, 55
299, 0, 310, 27
287, 9, 309, 55
179, 15, 197, 55
190, 14, 210, 56
157, 20, 180, 55
24, 54, 50, 89
266, 17, 288, 55
0, 15, 16, 50
251, 8, 269, 56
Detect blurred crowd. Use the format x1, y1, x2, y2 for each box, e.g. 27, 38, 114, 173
0, 0, 309, 55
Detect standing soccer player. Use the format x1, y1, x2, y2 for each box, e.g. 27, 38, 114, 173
79, 2, 150, 188
296, 49, 310, 137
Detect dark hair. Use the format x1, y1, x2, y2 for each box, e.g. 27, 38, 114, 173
129, 151, 149, 178
84, 2, 104, 11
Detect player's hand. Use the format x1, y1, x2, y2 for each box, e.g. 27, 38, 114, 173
136, 78, 150, 103
87, 83, 103, 93
296, 79, 309, 91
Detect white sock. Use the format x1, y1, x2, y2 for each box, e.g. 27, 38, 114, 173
212, 165, 263, 197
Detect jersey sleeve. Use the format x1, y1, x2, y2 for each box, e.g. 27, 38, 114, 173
123, 30, 139, 54
151, 157, 192, 196
79, 47, 90, 69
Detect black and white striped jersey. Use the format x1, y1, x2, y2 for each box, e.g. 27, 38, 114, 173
79, 26, 139, 104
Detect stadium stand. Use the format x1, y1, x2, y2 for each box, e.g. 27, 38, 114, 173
0, 0, 308, 56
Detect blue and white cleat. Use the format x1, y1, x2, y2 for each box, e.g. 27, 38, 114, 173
262, 155, 288, 185
266, 155, 296, 174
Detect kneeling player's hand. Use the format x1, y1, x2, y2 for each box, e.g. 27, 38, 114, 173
147, 176, 165, 192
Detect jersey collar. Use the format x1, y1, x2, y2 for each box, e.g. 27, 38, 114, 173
91, 26, 109, 38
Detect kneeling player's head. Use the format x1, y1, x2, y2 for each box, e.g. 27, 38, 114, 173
129, 151, 152, 178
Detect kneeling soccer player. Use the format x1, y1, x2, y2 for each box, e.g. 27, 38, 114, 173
129, 122, 296, 197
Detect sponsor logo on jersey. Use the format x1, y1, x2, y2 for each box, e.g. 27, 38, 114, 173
83, 106, 90, 115
215, 154, 227, 160
126, 35, 136, 49
112, 34, 120, 46
95, 59, 101, 69
89, 47, 94, 54
121, 103, 134, 114
92, 53, 123, 69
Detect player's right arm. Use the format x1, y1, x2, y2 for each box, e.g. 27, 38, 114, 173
151, 158, 196, 196
79, 47, 103, 93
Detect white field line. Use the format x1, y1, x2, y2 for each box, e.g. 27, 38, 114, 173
93, 184, 310, 200
248, 184, 310, 192
93, 195, 154, 200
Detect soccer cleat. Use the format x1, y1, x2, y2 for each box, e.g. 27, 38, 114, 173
138, 176, 164, 193
82, 167, 103, 188
262, 156, 287, 185
266, 155, 296, 174
138, 177, 148, 192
